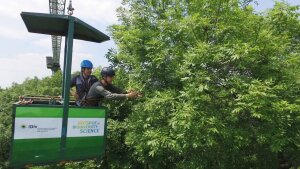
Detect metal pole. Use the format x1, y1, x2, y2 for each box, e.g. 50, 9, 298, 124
60, 16, 74, 157
61, 35, 68, 97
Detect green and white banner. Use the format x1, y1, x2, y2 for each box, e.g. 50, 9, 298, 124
10, 106, 107, 167
14, 118, 62, 139
67, 118, 105, 137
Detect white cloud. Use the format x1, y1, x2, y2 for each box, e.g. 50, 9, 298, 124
0, 0, 121, 40
0, 0, 121, 88
72, 0, 122, 24
33, 37, 52, 48
0, 0, 47, 19
0, 53, 51, 88
0, 0, 121, 24
0, 25, 30, 40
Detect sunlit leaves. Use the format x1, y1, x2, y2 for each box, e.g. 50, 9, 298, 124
107, 0, 300, 168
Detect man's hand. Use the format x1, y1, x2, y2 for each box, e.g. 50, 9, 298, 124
73, 93, 79, 100
127, 92, 139, 99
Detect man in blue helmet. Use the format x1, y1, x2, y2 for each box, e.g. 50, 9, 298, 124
70, 60, 98, 106
85, 67, 140, 106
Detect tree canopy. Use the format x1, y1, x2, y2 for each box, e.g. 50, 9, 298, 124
107, 0, 300, 168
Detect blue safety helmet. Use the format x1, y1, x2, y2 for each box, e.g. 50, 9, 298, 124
80, 60, 93, 69
101, 67, 115, 77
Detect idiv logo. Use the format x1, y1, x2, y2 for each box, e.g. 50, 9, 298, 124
28, 125, 37, 128
21, 124, 37, 129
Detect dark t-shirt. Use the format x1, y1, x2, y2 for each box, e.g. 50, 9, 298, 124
70, 74, 98, 103
86, 81, 127, 106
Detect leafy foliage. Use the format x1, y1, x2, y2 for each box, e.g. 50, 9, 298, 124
106, 0, 300, 168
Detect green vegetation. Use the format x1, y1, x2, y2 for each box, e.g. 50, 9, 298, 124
1, 0, 300, 168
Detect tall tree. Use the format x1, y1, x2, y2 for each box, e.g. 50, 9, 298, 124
107, 0, 300, 168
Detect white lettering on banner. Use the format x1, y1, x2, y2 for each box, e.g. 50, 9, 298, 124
67, 118, 105, 137
14, 118, 62, 139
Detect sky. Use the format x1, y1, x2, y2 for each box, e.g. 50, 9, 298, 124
0, 0, 299, 88
0, 0, 121, 88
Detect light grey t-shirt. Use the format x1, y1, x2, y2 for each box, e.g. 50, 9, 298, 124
86, 81, 127, 106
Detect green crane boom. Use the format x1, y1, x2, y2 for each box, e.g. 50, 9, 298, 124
46, 0, 66, 74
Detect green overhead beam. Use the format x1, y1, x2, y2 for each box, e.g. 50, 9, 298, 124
21, 12, 110, 43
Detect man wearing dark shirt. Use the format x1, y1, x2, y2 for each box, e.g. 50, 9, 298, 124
70, 60, 98, 106
86, 67, 139, 106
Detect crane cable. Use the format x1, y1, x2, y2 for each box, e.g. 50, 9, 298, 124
67, 0, 74, 15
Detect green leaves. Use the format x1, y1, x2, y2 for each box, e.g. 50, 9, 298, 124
107, 0, 300, 168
